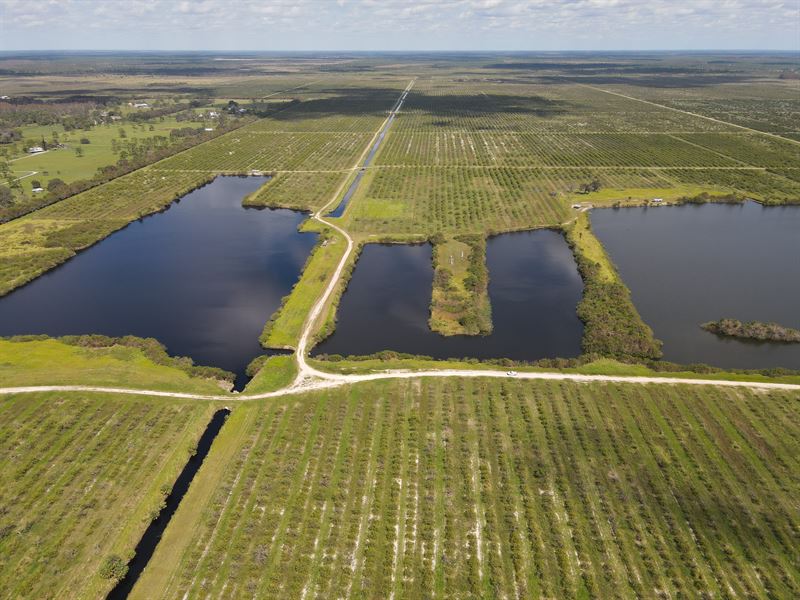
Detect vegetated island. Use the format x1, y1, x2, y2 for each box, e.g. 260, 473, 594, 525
702, 318, 800, 343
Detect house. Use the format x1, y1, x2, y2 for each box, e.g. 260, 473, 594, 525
28, 146, 45, 153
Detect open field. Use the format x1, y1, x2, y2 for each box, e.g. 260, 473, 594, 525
0, 338, 233, 394
0, 391, 215, 599
132, 377, 800, 599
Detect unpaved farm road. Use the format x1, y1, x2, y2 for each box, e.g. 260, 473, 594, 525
1, 371, 799, 402
3, 79, 799, 401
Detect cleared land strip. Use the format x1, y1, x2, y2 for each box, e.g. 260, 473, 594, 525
579, 83, 800, 145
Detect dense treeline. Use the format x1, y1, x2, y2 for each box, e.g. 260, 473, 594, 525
566, 225, 663, 360
702, 318, 800, 343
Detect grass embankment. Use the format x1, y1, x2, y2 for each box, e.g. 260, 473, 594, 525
565, 211, 663, 360
702, 318, 800, 343
0, 391, 216, 599
429, 234, 491, 336
260, 226, 347, 350
134, 378, 800, 598
0, 337, 234, 393
244, 354, 298, 393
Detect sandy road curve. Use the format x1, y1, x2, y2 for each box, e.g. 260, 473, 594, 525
3, 79, 799, 400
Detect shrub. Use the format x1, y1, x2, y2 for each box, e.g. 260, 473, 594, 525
99, 555, 128, 582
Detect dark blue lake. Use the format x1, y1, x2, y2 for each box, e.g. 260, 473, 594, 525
591, 202, 800, 369
0, 176, 317, 388
314, 230, 584, 361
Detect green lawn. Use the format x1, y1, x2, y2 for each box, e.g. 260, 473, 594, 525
0, 338, 231, 394
9, 118, 192, 190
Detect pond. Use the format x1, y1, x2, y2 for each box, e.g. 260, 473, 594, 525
591, 202, 800, 369
0, 176, 317, 389
314, 229, 584, 361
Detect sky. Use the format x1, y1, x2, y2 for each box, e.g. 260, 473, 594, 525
1, 0, 798, 52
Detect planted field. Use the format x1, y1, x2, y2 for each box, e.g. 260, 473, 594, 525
243, 171, 347, 212
378, 132, 741, 167
154, 131, 372, 172
0, 392, 215, 599
135, 378, 800, 599
345, 166, 638, 234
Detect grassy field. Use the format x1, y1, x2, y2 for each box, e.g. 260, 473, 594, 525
0, 391, 216, 599
131, 377, 800, 599
8, 118, 192, 188
0, 338, 231, 393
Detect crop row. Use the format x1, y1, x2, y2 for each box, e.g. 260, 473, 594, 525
395, 81, 736, 133
145, 378, 800, 599
346, 166, 569, 234
377, 132, 744, 167
0, 392, 211, 599
156, 131, 371, 172
243, 171, 347, 211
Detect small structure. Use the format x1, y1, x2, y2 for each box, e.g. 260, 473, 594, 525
652, 197, 664, 204
208, 111, 219, 118
132, 102, 149, 108
0, 95, 10, 100
204, 127, 214, 132
32, 187, 44, 193
28, 146, 45, 153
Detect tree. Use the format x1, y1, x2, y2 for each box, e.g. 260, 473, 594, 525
80, 137, 90, 144
31, 179, 41, 188
0, 184, 12, 207
47, 178, 66, 192
74, 146, 83, 157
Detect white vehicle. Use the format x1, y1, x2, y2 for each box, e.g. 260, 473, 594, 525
506, 370, 518, 377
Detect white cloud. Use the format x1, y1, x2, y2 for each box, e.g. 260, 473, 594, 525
0, 0, 797, 50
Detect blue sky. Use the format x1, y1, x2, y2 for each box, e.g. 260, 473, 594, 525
1, 0, 798, 51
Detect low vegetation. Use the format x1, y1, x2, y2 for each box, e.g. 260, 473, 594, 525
0, 336, 232, 393
0, 391, 215, 599
702, 318, 800, 343
429, 234, 492, 336
133, 378, 800, 599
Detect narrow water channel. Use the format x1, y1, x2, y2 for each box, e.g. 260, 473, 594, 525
106, 408, 230, 600
591, 202, 800, 369
0, 176, 317, 389
314, 230, 584, 360
327, 87, 408, 218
